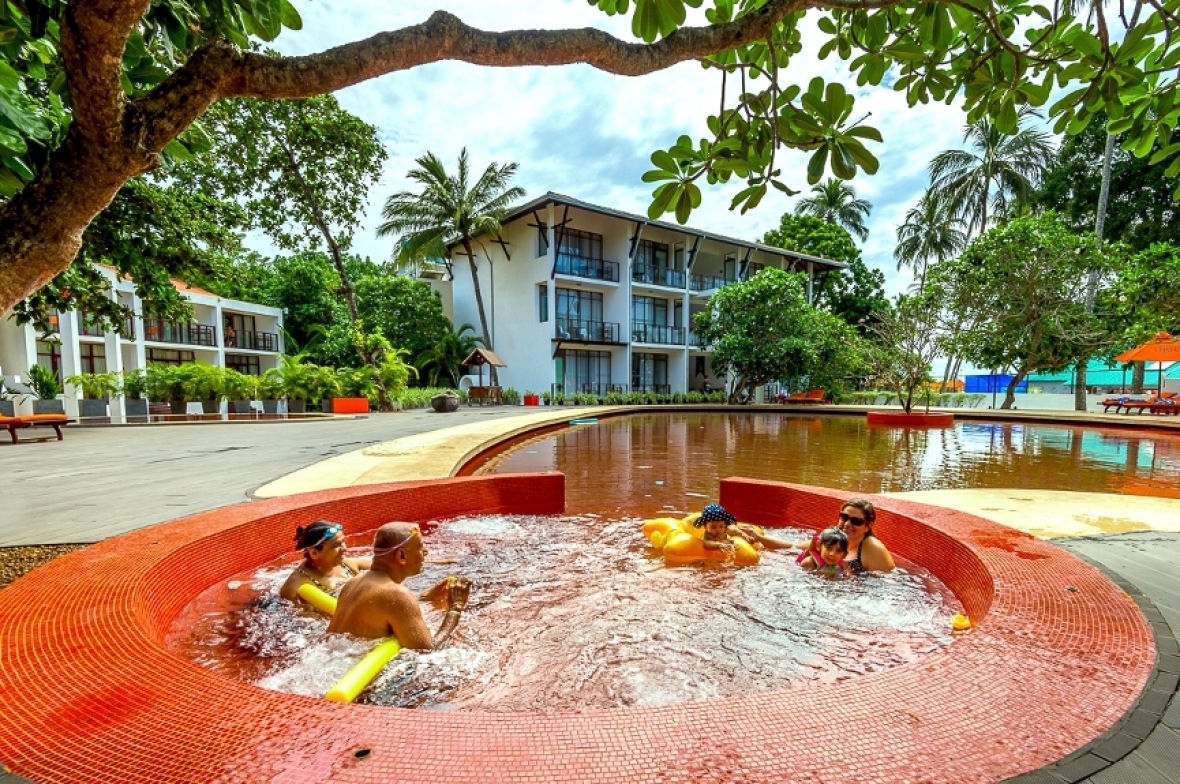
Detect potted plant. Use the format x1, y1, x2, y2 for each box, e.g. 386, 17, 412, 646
222, 368, 257, 416
121, 368, 149, 422
265, 354, 314, 414
258, 373, 283, 415
501, 387, 521, 406
335, 366, 376, 414
522, 390, 540, 406
306, 364, 342, 413
430, 389, 460, 412
26, 364, 65, 414
146, 363, 187, 415
180, 363, 225, 415
65, 371, 120, 421
0, 378, 15, 417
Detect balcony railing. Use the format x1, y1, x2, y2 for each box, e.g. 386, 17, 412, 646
79, 318, 136, 339
631, 383, 672, 395
632, 323, 685, 345
689, 274, 732, 292
632, 263, 686, 289
688, 332, 710, 349
555, 318, 620, 343
555, 252, 620, 283
225, 330, 278, 351
143, 318, 216, 347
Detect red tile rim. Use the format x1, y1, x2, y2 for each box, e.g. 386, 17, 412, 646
0, 473, 1154, 783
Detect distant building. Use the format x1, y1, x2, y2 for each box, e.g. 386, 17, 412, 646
446, 192, 843, 396
0, 264, 283, 418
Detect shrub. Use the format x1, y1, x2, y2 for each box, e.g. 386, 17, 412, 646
121, 368, 148, 400
604, 391, 625, 405
541, 391, 552, 405
686, 390, 704, 404
26, 364, 61, 400
706, 391, 726, 404
393, 387, 468, 409
672, 391, 685, 404
502, 387, 522, 406
221, 369, 257, 402
65, 371, 119, 400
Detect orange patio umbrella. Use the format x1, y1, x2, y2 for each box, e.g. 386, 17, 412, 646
1114, 332, 1179, 393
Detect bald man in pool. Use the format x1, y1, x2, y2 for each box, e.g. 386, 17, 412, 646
328, 522, 471, 649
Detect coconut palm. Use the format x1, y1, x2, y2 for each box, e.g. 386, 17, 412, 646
793, 178, 872, 241
377, 149, 524, 381
415, 322, 484, 388
927, 108, 1054, 237
894, 193, 967, 289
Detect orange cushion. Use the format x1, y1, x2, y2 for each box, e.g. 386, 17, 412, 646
20, 414, 68, 422
0, 416, 30, 426
1162, 391, 1177, 399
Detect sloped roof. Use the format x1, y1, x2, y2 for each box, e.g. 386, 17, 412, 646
462, 347, 507, 367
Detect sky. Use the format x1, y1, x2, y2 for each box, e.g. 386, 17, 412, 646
267, 0, 998, 298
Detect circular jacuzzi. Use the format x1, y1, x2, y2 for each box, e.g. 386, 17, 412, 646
0, 471, 1153, 783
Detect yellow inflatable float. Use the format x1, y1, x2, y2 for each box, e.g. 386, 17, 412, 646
643, 512, 761, 566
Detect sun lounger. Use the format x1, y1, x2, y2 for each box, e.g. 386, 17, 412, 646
0, 414, 70, 443
780, 392, 808, 404
784, 389, 828, 405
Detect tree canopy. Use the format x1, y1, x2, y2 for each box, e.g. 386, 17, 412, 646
693, 267, 862, 402
4, 1, 1180, 315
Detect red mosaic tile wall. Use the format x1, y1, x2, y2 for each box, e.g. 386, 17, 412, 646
0, 473, 1154, 784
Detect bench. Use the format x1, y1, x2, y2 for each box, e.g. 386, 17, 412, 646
467, 386, 503, 406
1, 414, 71, 443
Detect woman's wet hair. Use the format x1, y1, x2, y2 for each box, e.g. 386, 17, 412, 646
294, 520, 343, 551
818, 526, 849, 552
843, 498, 876, 526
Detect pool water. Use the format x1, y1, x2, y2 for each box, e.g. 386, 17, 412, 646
167, 513, 961, 711
475, 413, 1180, 517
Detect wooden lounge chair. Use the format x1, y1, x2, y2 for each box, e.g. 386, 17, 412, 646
783, 389, 827, 405
781, 392, 808, 404
1116, 391, 1178, 414
0, 414, 70, 443
1101, 396, 1147, 413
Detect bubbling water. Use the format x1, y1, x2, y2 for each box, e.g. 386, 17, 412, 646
168, 514, 961, 711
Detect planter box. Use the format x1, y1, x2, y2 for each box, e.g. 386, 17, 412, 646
169, 399, 188, 416
33, 399, 65, 415
523, 395, 540, 406
78, 398, 109, 423
330, 397, 370, 414
261, 399, 279, 415
124, 398, 149, 423
288, 399, 307, 414
230, 400, 253, 415
199, 399, 220, 415
866, 411, 954, 428
0, 400, 14, 417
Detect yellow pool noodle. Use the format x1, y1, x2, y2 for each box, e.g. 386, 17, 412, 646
324, 638, 403, 703
297, 583, 337, 615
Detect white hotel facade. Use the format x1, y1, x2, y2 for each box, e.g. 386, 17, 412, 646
448, 193, 844, 397
0, 265, 283, 418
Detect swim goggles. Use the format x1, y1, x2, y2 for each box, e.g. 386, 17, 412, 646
308, 523, 343, 549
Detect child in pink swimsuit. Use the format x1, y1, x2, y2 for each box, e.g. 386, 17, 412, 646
798, 527, 850, 578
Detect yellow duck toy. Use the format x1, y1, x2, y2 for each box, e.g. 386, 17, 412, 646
643, 506, 762, 566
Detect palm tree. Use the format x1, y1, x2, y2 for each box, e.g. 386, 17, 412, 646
793, 178, 872, 241
894, 193, 966, 289
415, 322, 484, 388
377, 149, 524, 383
927, 108, 1054, 237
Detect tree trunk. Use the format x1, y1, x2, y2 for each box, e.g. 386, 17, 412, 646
1001, 368, 1029, 409
461, 237, 497, 385
1075, 133, 1117, 411
1131, 362, 1145, 393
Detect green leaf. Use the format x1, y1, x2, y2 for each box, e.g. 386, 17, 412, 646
0, 164, 24, 197
650, 149, 679, 174
845, 125, 882, 143
0, 122, 27, 155
163, 139, 194, 163
2, 154, 34, 180
648, 182, 679, 219
806, 147, 828, 185
279, 0, 303, 30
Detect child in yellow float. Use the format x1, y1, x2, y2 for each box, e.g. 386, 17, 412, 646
696, 503, 751, 556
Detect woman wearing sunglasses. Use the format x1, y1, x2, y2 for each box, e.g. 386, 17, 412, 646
280, 520, 372, 603
741, 498, 895, 574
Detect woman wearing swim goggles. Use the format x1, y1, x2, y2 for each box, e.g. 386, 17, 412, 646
279, 520, 373, 604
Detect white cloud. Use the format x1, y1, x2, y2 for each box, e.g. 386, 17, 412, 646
265, 1, 994, 297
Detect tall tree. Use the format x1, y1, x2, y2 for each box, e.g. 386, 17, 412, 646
927, 108, 1054, 237
177, 95, 386, 326
3, 1, 1180, 315
894, 193, 966, 289
926, 213, 1119, 408
355, 274, 451, 366
377, 149, 523, 381
415, 322, 484, 388
792, 179, 871, 241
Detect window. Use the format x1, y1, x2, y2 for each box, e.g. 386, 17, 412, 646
558, 228, 603, 260
146, 349, 196, 366
556, 289, 603, 321
79, 343, 107, 374
632, 353, 669, 392
674, 242, 685, 270
225, 354, 261, 376
747, 261, 764, 279
631, 296, 668, 326
35, 340, 62, 381
636, 239, 670, 270
536, 223, 549, 257
673, 300, 683, 329
724, 252, 738, 282
538, 284, 549, 322
555, 349, 612, 393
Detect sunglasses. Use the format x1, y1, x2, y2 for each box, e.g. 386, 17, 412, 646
838, 512, 868, 527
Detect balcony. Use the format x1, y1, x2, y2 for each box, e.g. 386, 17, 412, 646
79, 318, 136, 339
632, 263, 686, 289
689, 274, 732, 292
688, 332, 710, 349
555, 252, 620, 283
555, 318, 620, 343
225, 330, 279, 352
631, 323, 685, 345
143, 318, 216, 347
